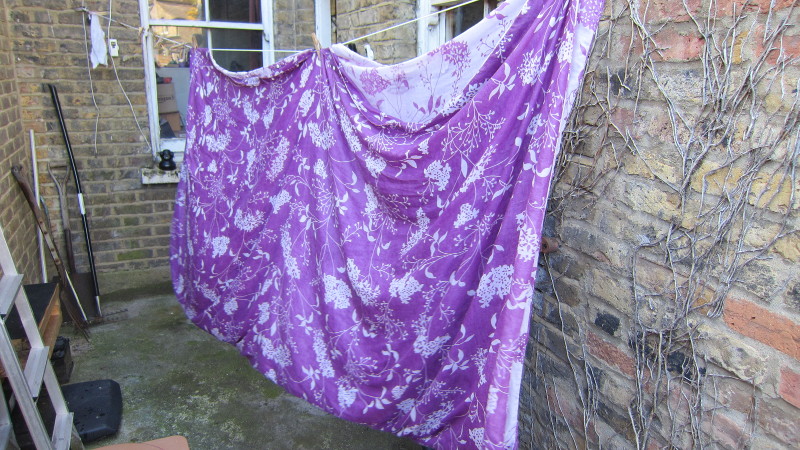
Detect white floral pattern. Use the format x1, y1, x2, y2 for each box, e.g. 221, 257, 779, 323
475, 265, 514, 308
323, 274, 353, 309
171, 0, 604, 448
424, 160, 451, 191
455, 203, 480, 228
389, 273, 423, 304
211, 236, 229, 258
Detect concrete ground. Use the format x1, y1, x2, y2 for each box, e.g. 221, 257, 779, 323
62, 284, 423, 450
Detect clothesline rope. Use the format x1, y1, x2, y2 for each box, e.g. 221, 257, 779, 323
77, 0, 484, 54
340, 0, 482, 45
75, 7, 304, 53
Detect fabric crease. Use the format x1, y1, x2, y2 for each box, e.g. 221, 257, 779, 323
171, 0, 603, 448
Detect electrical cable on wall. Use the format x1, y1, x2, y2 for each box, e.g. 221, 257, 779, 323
106, 0, 152, 152
80, 1, 102, 157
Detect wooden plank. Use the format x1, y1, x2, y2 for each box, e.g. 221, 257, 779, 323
40, 294, 63, 359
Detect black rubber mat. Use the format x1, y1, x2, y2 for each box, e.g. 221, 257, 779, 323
62, 379, 122, 443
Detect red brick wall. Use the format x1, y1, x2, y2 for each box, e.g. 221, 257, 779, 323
520, 0, 800, 448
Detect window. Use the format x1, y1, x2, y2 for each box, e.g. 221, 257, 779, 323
417, 0, 498, 55
139, 0, 277, 162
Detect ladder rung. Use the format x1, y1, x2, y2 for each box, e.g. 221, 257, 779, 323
51, 411, 73, 450
0, 273, 23, 318
0, 396, 14, 449
0, 422, 11, 449
0, 400, 11, 449
0, 388, 10, 432
24, 346, 49, 399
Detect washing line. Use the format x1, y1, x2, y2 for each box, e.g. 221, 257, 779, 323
341, 0, 482, 45
76, 7, 305, 53
77, 0, 483, 54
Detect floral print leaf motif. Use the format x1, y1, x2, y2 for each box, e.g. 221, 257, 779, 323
439, 40, 471, 77
171, 0, 604, 448
389, 272, 423, 304
475, 265, 514, 308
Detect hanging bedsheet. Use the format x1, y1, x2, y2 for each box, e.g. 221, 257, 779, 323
171, 0, 603, 447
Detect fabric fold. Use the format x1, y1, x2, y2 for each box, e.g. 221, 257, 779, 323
171, 0, 604, 448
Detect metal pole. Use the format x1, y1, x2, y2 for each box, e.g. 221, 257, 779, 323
48, 84, 102, 317
30, 129, 48, 283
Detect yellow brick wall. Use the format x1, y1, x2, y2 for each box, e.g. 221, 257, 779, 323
0, 0, 42, 282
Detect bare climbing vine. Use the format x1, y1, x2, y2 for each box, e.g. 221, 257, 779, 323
532, 0, 799, 448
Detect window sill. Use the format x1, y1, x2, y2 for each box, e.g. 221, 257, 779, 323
141, 168, 180, 185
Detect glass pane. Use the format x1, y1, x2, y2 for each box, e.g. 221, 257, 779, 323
209, 0, 260, 23
151, 0, 205, 21
448, 2, 485, 38
150, 0, 261, 23
151, 26, 263, 71
445, 1, 498, 40
152, 25, 198, 139
210, 28, 264, 72
152, 25, 197, 67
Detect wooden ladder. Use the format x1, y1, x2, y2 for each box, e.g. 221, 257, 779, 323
0, 224, 81, 449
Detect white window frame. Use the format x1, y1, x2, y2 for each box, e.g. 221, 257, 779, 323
315, 0, 332, 47
138, 0, 276, 162
417, 0, 495, 55
139, 0, 332, 164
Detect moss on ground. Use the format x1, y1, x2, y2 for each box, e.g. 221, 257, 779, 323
63, 288, 420, 450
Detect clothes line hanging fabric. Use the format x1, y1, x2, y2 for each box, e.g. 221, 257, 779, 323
171, 0, 603, 448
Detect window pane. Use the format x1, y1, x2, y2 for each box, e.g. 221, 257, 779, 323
150, 0, 261, 23
151, 26, 263, 71
447, 2, 485, 38
210, 28, 264, 71
152, 25, 197, 67
209, 0, 260, 23
151, 0, 205, 21
152, 25, 198, 139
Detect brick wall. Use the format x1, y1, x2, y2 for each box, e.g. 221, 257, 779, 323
2, 0, 797, 446
1, 0, 342, 291
7, 0, 175, 291
0, 0, 42, 280
333, 0, 416, 64
5, 0, 330, 290
520, 0, 800, 448
1, 0, 416, 289
273, 0, 317, 57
